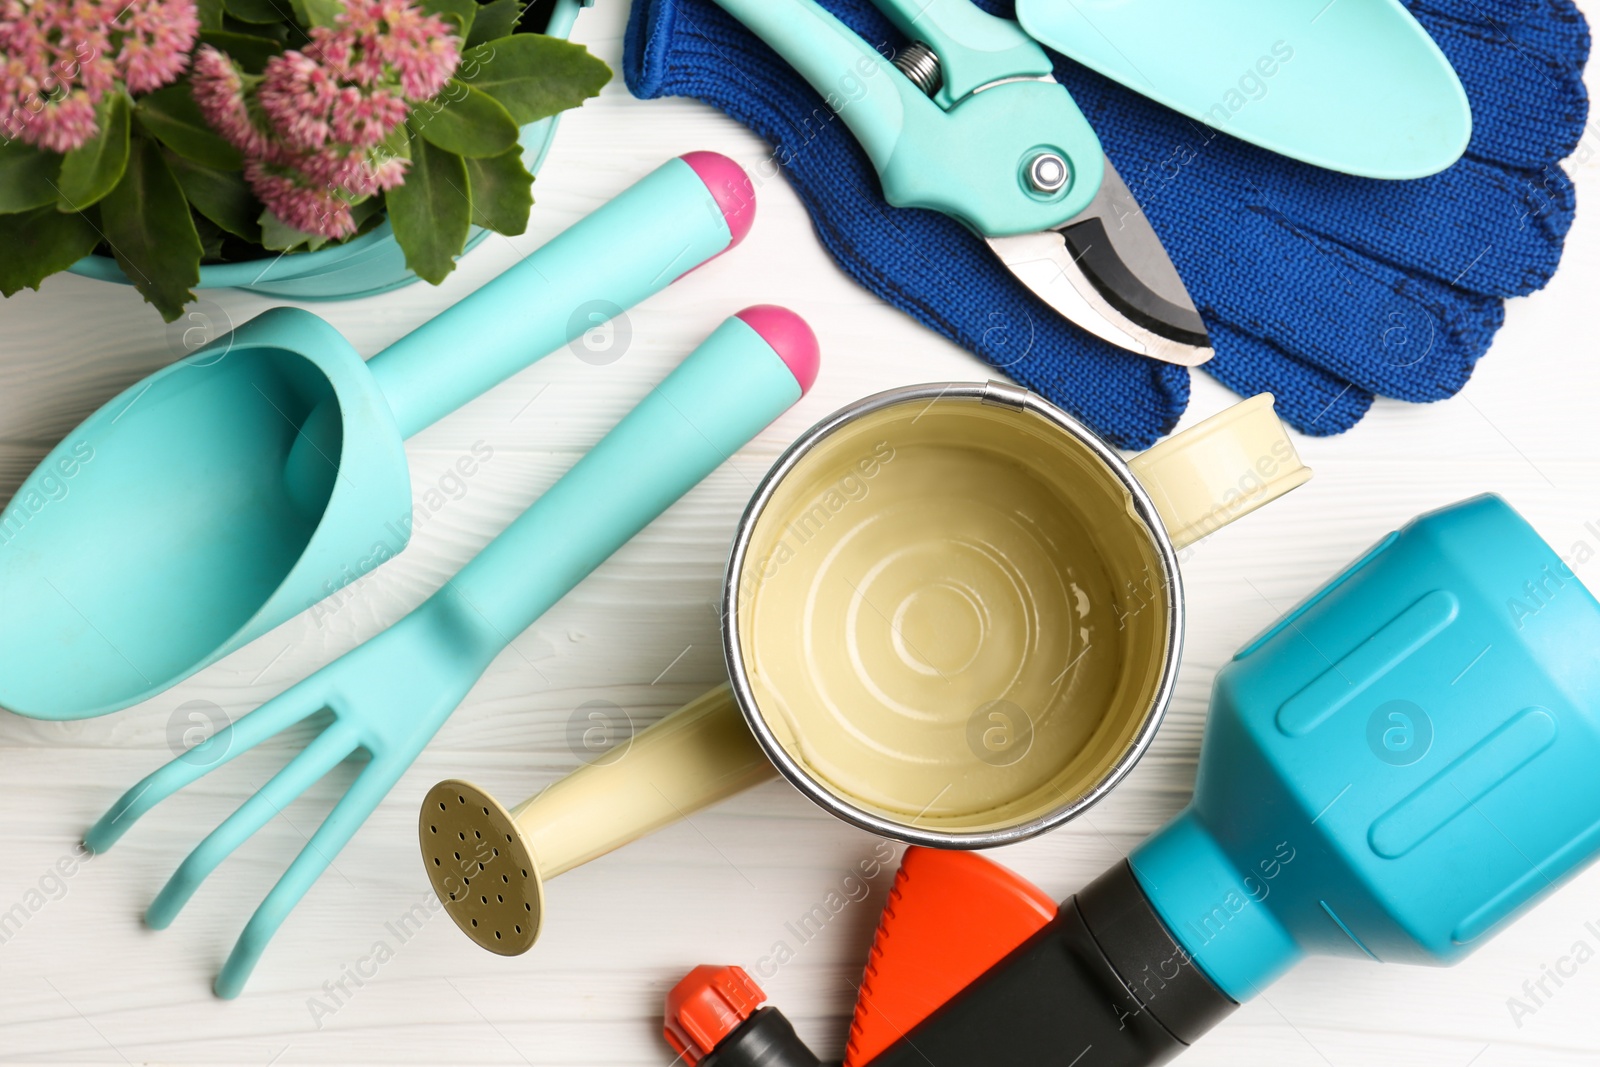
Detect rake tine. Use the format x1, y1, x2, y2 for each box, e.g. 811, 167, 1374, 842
83, 679, 330, 854
213, 753, 410, 999
145, 721, 362, 930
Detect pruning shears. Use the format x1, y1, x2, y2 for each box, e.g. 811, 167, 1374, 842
710, 0, 1213, 366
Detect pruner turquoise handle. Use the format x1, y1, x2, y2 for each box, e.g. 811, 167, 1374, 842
710, 0, 1104, 237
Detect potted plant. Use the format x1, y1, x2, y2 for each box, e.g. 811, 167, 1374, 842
0, 0, 608, 319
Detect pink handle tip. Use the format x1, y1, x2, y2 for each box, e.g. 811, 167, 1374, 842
737, 305, 819, 396
680, 151, 756, 249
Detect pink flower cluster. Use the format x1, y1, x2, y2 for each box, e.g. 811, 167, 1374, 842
191, 0, 460, 239
0, 0, 199, 153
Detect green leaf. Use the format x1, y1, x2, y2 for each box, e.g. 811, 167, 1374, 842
193, 214, 227, 259
56, 92, 131, 212
259, 209, 330, 252
223, 0, 288, 24
457, 35, 611, 126
418, 0, 475, 38
98, 135, 203, 321
350, 195, 383, 229
386, 125, 471, 285
381, 119, 411, 163
414, 80, 519, 158
197, 0, 226, 30
169, 154, 261, 242
464, 0, 521, 47
0, 207, 100, 297
200, 30, 284, 73
135, 84, 242, 171
465, 145, 533, 235
222, 13, 289, 39
289, 0, 342, 28
0, 141, 62, 213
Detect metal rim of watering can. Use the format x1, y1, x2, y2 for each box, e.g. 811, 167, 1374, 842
720, 381, 1186, 850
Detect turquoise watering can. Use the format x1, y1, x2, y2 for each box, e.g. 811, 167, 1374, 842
0, 152, 756, 722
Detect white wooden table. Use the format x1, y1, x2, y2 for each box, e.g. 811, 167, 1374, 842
3, 4, 1599, 1063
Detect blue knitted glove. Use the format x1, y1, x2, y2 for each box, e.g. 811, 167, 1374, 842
1064, 0, 1589, 433
625, 0, 1588, 448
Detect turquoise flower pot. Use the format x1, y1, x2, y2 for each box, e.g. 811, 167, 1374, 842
69, 0, 584, 301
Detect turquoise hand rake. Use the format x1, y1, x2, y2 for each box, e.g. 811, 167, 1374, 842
82, 307, 819, 998
0, 152, 755, 721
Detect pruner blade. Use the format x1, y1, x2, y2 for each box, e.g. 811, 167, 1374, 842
987, 159, 1213, 367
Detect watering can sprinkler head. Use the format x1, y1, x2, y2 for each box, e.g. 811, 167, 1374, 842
423, 781, 546, 954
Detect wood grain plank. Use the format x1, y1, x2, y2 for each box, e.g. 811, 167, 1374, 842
0, 2, 1598, 1062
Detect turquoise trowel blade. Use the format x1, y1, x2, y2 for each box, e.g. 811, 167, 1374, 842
1018, 0, 1472, 179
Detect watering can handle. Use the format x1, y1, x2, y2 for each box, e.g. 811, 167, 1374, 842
514, 685, 776, 878
1127, 393, 1311, 550
432, 306, 818, 654
366, 153, 755, 439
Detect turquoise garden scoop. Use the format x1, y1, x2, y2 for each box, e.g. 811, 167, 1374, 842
84, 305, 821, 998
0, 152, 755, 722
1016, 0, 1471, 179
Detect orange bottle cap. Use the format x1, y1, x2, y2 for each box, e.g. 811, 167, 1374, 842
663, 964, 768, 1064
